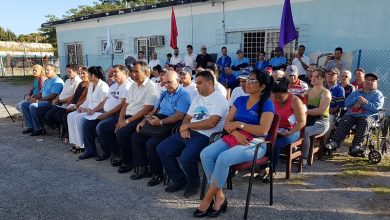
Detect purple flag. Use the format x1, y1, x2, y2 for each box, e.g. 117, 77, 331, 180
279, 0, 298, 48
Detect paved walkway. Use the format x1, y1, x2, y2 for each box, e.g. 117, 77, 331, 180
0, 81, 389, 220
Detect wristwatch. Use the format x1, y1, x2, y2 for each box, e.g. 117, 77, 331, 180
240, 123, 245, 129
160, 119, 163, 126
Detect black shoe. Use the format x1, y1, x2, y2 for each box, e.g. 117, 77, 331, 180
118, 164, 132, 173
111, 156, 122, 167
184, 185, 200, 198
22, 128, 34, 134
30, 129, 45, 136
78, 153, 96, 160
96, 155, 110, 161
147, 175, 164, 187
130, 167, 152, 180
207, 198, 228, 218
46, 123, 58, 130
193, 200, 214, 218
165, 182, 186, 193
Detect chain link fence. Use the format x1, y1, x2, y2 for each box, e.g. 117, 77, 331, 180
0, 55, 59, 77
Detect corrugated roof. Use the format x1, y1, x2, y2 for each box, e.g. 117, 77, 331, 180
0, 41, 54, 53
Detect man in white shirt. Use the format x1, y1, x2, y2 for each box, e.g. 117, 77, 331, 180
292, 45, 310, 80
157, 70, 229, 198
115, 61, 161, 173
80, 64, 132, 160
44, 64, 81, 128
138, 51, 148, 63
148, 52, 161, 70
229, 75, 248, 106
183, 45, 197, 69
170, 47, 182, 66
179, 66, 198, 100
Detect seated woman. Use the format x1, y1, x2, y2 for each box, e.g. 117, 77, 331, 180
55, 66, 89, 145
17, 65, 47, 113
303, 68, 331, 166
194, 69, 274, 218
271, 77, 306, 173
67, 66, 109, 153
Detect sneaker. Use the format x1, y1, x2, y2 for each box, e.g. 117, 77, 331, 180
302, 159, 308, 168
325, 141, 337, 150
349, 145, 365, 155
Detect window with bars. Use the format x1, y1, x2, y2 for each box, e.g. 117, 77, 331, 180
101, 39, 123, 54
229, 29, 300, 66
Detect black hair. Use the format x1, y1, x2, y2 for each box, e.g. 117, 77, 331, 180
167, 53, 172, 58
272, 77, 290, 93
187, 45, 193, 49
335, 47, 343, 53
173, 47, 178, 50
153, 65, 162, 72
195, 70, 215, 86
67, 64, 79, 71
138, 51, 144, 55
298, 45, 306, 50
221, 46, 227, 50
88, 66, 105, 80
259, 51, 266, 56
112, 64, 127, 72
206, 64, 221, 78
251, 69, 274, 118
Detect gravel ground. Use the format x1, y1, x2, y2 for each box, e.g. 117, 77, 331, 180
0, 81, 389, 220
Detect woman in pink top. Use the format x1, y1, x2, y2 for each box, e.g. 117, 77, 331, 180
271, 77, 306, 172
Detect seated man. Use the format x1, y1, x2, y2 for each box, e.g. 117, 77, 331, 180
20, 64, 64, 136
218, 66, 237, 90
286, 65, 308, 99
229, 75, 248, 106
325, 73, 384, 155
115, 61, 161, 173
131, 71, 191, 186
269, 46, 287, 70
79, 64, 132, 160
324, 68, 345, 142
156, 70, 229, 198
230, 50, 250, 77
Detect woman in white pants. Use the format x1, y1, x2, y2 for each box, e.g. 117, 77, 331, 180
67, 66, 109, 153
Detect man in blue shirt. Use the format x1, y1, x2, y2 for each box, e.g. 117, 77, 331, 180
325, 73, 384, 156
216, 47, 232, 75
131, 70, 191, 187
218, 66, 237, 89
231, 50, 250, 77
20, 64, 64, 136
269, 46, 287, 69
253, 51, 269, 71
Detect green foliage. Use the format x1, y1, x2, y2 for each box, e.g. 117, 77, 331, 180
0, 27, 17, 41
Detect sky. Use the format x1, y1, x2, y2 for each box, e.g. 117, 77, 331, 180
1, 0, 96, 35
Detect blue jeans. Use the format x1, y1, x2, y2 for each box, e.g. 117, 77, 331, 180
96, 115, 119, 156
20, 101, 51, 130
200, 139, 267, 188
156, 131, 209, 188
273, 131, 300, 170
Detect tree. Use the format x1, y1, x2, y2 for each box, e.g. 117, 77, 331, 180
0, 27, 17, 41
17, 33, 47, 43
39, 15, 60, 56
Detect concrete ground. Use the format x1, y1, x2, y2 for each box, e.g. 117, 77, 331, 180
0, 80, 389, 220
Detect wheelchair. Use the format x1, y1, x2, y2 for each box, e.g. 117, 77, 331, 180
327, 109, 389, 164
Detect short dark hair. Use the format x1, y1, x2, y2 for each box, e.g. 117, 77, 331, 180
112, 64, 128, 74
299, 45, 305, 50
272, 77, 290, 93
88, 66, 104, 79
167, 53, 172, 58
310, 63, 318, 67
138, 51, 144, 54
195, 70, 215, 86
153, 65, 162, 72
173, 47, 178, 50
221, 46, 227, 50
187, 45, 193, 49
67, 64, 79, 71
335, 47, 343, 53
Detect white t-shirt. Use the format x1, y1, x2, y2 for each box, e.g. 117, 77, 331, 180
81, 79, 109, 110
170, 55, 182, 65
292, 55, 310, 76
149, 59, 161, 69
103, 80, 132, 112
59, 75, 82, 100
151, 76, 160, 84
183, 53, 197, 69
229, 87, 248, 106
182, 82, 198, 101
125, 77, 160, 116
215, 82, 227, 98
187, 91, 229, 137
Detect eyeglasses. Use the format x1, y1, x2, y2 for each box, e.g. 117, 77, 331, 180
246, 79, 259, 85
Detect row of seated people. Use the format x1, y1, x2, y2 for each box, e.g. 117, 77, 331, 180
18, 62, 384, 218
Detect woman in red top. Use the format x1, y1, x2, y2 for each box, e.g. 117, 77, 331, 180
271, 77, 306, 172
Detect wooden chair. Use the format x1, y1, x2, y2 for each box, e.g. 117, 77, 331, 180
200, 115, 280, 220
308, 133, 325, 165
279, 128, 305, 179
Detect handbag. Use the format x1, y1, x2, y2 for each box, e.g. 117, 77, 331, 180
306, 105, 322, 126
222, 129, 254, 148
139, 113, 176, 137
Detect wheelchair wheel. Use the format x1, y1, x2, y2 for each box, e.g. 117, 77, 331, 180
368, 150, 382, 164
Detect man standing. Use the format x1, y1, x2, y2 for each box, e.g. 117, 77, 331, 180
352, 68, 365, 89
115, 61, 161, 173
148, 52, 161, 70
324, 47, 347, 71
292, 45, 310, 80
183, 45, 197, 70
138, 51, 148, 63
20, 64, 64, 136
231, 50, 250, 77
195, 45, 213, 69
216, 47, 232, 75
157, 71, 229, 198
170, 47, 182, 66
